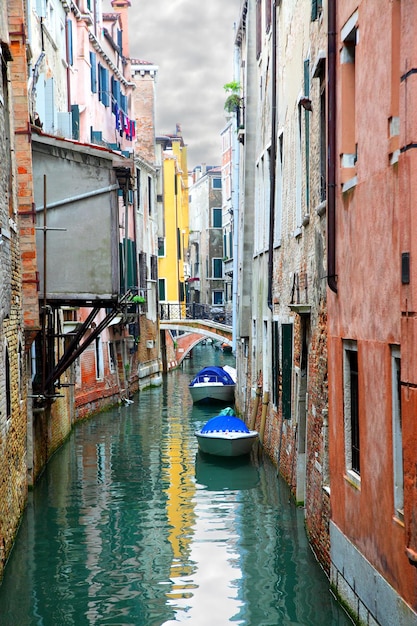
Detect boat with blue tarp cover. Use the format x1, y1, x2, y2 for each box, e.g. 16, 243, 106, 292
188, 364, 236, 404
195, 408, 258, 457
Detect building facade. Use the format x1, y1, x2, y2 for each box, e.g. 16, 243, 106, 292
234, 0, 330, 565
157, 133, 189, 309
0, 0, 29, 579
328, 1, 417, 623
234, 0, 417, 623
188, 166, 225, 319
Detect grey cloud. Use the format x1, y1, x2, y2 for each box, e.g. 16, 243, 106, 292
123, 0, 241, 169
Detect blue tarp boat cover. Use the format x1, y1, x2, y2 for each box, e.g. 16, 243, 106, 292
200, 414, 250, 434
190, 366, 235, 386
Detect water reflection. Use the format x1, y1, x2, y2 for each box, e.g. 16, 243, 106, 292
0, 345, 350, 625
195, 452, 260, 491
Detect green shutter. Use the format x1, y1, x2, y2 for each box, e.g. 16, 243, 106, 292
311, 0, 318, 21
71, 105, 80, 140
282, 323, 293, 419
90, 53, 97, 93
158, 279, 166, 301
272, 321, 279, 405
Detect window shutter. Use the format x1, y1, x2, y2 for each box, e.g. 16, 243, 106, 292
71, 104, 80, 140
158, 279, 166, 301
36, 0, 46, 17
90, 53, 97, 93
311, 0, 318, 21
103, 68, 110, 107
282, 323, 293, 419
67, 19, 73, 66
121, 93, 127, 114
44, 77, 55, 133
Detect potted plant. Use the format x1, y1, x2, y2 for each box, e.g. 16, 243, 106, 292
224, 81, 242, 114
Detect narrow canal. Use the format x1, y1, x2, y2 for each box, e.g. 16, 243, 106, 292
0, 344, 351, 626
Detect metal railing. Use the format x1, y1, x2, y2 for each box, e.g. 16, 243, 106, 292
159, 302, 231, 325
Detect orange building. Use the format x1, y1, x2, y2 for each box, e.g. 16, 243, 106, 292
328, 1, 417, 622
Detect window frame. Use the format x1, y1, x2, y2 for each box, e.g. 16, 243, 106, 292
391, 345, 404, 521
212, 258, 223, 279
343, 340, 361, 486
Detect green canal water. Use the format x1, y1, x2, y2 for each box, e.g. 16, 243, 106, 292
0, 344, 352, 625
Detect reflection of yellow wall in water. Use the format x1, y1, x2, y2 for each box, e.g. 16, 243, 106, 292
164, 374, 196, 591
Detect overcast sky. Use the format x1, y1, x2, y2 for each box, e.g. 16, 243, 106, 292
124, 1, 242, 170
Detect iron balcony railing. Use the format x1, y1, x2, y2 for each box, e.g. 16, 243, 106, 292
159, 302, 231, 325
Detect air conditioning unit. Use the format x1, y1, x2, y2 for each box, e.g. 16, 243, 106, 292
146, 340, 154, 349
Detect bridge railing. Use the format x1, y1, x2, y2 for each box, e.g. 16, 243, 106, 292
160, 302, 231, 325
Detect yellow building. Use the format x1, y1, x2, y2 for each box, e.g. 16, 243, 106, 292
157, 133, 189, 309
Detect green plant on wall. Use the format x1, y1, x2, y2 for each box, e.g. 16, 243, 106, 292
224, 81, 242, 113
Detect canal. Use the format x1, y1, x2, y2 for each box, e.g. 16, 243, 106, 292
0, 344, 351, 626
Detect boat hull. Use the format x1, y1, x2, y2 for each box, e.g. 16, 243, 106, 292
189, 383, 235, 404
195, 431, 258, 457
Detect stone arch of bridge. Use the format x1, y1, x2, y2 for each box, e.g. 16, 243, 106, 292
160, 320, 233, 367
160, 321, 232, 345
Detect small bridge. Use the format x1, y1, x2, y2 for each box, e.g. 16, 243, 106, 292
159, 303, 233, 364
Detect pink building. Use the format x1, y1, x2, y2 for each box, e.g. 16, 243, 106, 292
328, 1, 417, 622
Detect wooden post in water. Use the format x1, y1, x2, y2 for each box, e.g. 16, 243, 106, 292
259, 391, 269, 444
250, 385, 262, 430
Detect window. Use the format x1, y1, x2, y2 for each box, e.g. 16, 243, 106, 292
256, 0, 262, 59
272, 321, 279, 406
391, 346, 403, 520
343, 341, 360, 480
150, 255, 158, 281
295, 105, 302, 229
148, 176, 153, 215
36, 0, 46, 17
212, 258, 223, 278
213, 291, 223, 305
265, 0, 272, 33
274, 132, 283, 245
212, 207, 222, 228
111, 76, 121, 110
67, 18, 73, 65
98, 64, 110, 107
311, 0, 323, 21
90, 52, 97, 93
320, 77, 326, 201
281, 324, 293, 419
158, 278, 166, 301
313, 52, 327, 202
108, 342, 116, 373
158, 237, 165, 257
139, 252, 147, 289
303, 59, 310, 212
95, 337, 103, 379
136, 169, 141, 209
212, 178, 222, 189
340, 13, 358, 180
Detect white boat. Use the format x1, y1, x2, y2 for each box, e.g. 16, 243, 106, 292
189, 365, 236, 404
195, 410, 258, 457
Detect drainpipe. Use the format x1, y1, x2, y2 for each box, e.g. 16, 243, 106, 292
327, 0, 337, 293
267, 1, 278, 309
66, 16, 71, 113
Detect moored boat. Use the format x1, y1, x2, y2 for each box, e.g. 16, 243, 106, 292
189, 365, 236, 404
195, 410, 258, 457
